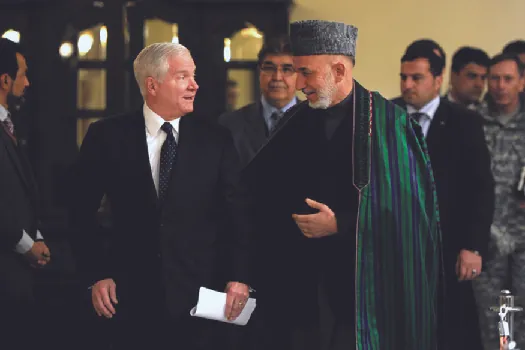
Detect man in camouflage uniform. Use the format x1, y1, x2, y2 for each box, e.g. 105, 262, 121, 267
474, 53, 525, 349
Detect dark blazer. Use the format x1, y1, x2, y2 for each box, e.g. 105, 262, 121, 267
218, 98, 300, 167
218, 102, 269, 167
0, 123, 39, 305
391, 97, 494, 259
69, 110, 253, 319
392, 96, 494, 350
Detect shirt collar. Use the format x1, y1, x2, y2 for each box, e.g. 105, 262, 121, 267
446, 91, 456, 104
0, 104, 10, 122
260, 95, 297, 120
407, 95, 441, 120
143, 103, 180, 136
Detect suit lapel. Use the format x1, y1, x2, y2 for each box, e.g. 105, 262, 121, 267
426, 99, 449, 154
128, 111, 159, 208
243, 102, 268, 150
0, 127, 31, 191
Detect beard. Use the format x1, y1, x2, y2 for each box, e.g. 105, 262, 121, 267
7, 92, 25, 112
309, 71, 337, 109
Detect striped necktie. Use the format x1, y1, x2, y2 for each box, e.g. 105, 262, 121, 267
269, 110, 283, 135
1, 113, 17, 144
410, 112, 426, 124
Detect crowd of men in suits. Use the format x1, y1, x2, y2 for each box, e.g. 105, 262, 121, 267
219, 36, 525, 350
390, 39, 525, 350
1, 16, 525, 350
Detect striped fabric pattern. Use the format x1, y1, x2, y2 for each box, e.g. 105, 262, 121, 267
353, 83, 441, 350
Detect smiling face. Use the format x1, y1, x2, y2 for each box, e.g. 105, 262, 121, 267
293, 55, 339, 109
259, 54, 297, 109
487, 59, 524, 114
145, 53, 198, 120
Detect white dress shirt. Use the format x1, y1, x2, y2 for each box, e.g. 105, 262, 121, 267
407, 95, 441, 137
260, 95, 297, 132
0, 104, 43, 254
143, 103, 180, 194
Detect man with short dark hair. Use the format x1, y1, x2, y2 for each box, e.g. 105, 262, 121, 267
474, 53, 525, 350
447, 46, 490, 109
219, 35, 298, 166
392, 41, 494, 350
0, 37, 51, 349
391, 39, 446, 101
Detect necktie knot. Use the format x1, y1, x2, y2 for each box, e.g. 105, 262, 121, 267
161, 121, 173, 134
269, 110, 284, 135
270, 110, 283, 122
411, 112, 426, 124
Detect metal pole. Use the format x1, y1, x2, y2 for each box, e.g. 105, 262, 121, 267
491, 290, 523, 350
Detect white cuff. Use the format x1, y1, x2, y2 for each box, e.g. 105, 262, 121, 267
15, 231, 34, 254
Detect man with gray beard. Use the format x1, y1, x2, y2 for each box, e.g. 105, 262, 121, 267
244, 20, 441, 350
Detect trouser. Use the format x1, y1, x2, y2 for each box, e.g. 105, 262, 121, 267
251, 280, 355, 350
473, 246, 525, 350
2, 301, 40, 350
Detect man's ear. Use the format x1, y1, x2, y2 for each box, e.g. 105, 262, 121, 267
333, 62, 346, 83
0, 73, 9, 87
146, 77, 157, 96
435, 74, 444, 91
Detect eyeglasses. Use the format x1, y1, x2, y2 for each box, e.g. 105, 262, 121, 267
260, 64, 296, 77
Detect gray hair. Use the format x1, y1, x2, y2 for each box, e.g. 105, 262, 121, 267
133, 42, 191, 97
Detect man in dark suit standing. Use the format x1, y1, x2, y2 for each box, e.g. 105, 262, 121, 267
392, 42, 495, 350
69, 42, 253, 350
218, 36, 298, 166
0, 38, 51, 348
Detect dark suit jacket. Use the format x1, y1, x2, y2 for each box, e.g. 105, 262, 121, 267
0, 123, 39, 305
218, 102, 269, 167
69, 110, 253, 319
392, 97, 494, 349
218, 98, 300, 167
391, 97, 494, 260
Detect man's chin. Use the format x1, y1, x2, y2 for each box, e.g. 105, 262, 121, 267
268, 92, 288, 101
180, 107, 194, 116
402, 95, 415, 104
309, 100, 330, 110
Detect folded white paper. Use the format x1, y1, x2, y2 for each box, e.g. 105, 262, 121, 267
190, 287, 256, 326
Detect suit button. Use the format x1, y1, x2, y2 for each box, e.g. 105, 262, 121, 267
157, 253, 161, 258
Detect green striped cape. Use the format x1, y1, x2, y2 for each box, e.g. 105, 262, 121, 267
353, 81, 440, 350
